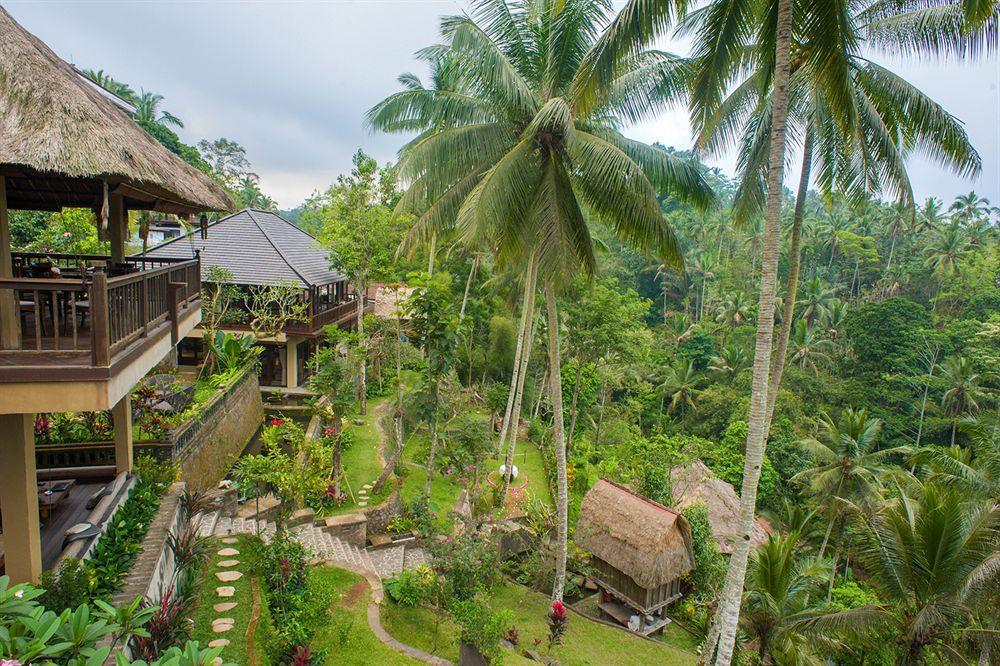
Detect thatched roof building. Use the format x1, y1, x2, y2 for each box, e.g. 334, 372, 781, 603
0, 6, 231, 215
577, 479, 694, 618
670, 460, 770, 554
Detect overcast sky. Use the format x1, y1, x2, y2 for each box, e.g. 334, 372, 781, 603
7, 0, 999, 210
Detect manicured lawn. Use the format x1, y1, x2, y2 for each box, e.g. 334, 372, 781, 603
309, 567, 422, 665
190, 535, 268, 666
399, 462, 465, 533
488, 441, 552, 508
320, 396, 394, 516
381, 582, 697, 666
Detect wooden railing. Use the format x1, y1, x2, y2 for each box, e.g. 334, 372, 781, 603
11, 251, 189, 275
308, 296, 364, 330
0, 255, 200, 369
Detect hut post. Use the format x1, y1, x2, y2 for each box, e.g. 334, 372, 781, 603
0, 175, 20, 349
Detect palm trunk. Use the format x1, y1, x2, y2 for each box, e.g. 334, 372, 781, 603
545, 284, 569, 603
764, 127, 814, 433
818, 512, 835, 558
427, 231, 436, 277
532, 364, 548, 419
594, 376, 609, 449
885, 231, 897, 275
357, 285, 367, 415
499, 255, 536, 454
915, 358, 937, 447
459, 253, 479, 322
566, 358, 585, 452
708, 1, 794, 663
332, 439, 343, 501
502, 260, 538, 498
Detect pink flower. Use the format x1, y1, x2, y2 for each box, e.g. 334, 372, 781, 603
551, 601, 567, 619
323, 427, 335, 437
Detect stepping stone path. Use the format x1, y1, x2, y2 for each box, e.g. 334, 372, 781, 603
217, 548, 239, 557
218, 559, 240, 568
216, 570, 243, 582
216, 586, 235, 598
213, 602, 237, 613
221, 537, 238, 544
208, 639, 230, 648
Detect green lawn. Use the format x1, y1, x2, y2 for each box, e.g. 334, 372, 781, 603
488, 441, 552, 508
320, 396, 394, 516
309, 567, 422, 665
190, 535, 268, 666
381, 582, 697, 666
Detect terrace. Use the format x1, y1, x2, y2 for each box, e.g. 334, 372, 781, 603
0, 252, 202, 413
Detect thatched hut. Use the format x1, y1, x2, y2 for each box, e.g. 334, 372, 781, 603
0, 6, 231, 216
670, 460, 770, 554
576, 479, 694, 634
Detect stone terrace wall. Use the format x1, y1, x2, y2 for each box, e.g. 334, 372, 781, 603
176, 367, 263, 490
363, 490, 403, 534
113, 482, 185, 606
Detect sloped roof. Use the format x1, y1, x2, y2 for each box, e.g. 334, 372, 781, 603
576, 479, 694, 590
139, 209, 345, 288
670, 460, 770, 554
0, 7, 232, 214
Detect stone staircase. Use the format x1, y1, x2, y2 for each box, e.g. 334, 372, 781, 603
196, 510, 429, 581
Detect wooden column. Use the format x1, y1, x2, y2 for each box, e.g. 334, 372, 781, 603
0, 413, 42, 583
0, 175, 21, 350
112, 394, 133, 475
286, 337, 299, 388
108, 192, 126, 266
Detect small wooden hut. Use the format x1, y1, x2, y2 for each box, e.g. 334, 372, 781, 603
576, 479, 694, 635
670, 460, 770, 554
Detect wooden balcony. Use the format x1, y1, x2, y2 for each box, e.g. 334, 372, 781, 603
0, 253, 202, 414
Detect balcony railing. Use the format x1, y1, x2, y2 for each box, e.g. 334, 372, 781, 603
1, 253, 200, 375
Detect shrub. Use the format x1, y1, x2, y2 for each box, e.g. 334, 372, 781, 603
680, 503, 726, 599
134, 454, 180, 490
432, 532, 502, 602
384, 564, 438, 607
39, 557, 92, 612
451, 593, 514, 665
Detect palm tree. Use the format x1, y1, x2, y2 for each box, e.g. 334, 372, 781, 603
657, 357, 706, 424
82, 68, 136, 102
367, 0, 713, 603
792, 408, 909, 557
911, 416, 1000, 500
924, 222, 969, 280
862, 0, 1000, 59
796, 277, 838, 327
937, 355, 987, 445
819, 299, 848, 344
133, 90, 184, 129
715, 291, 752, 332
821, 483, 1000, 665
710, 344, 749, 381
916, 196, 947, 232
788, 320, 834, 374
739, 532, 836, 665
950, 191, 992, 224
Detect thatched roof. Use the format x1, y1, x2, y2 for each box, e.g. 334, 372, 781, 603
370, 283, 417, 319
576, 479, 694, 590
670, 460, 770, 554
0, 7, 232, 214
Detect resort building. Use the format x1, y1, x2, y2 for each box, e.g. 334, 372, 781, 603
140, 208, 365, 388
575, 479, 695, 636
0, 7, 231, 582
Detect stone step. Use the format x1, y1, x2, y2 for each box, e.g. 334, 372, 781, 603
402, 546, 429, 571
196, 511, 219, 538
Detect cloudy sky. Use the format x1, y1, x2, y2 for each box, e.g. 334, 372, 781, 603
7, 1, 999, 210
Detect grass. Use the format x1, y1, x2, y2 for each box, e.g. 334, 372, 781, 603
381, 582, 698, 666
190, 535, 267, 666
488, 441, 552, 508
309, 567, 422, 665
319, 396, 394, 516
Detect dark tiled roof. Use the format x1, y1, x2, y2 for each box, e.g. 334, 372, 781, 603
138, 208, 345, 288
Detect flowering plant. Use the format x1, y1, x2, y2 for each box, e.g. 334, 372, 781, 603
547, 601, 568, 648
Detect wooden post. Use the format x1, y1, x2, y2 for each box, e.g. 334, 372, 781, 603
90, 271, 110, 366
108, 193, 125, 267
167, 281, 184, 344
286, 337, 299, 387
0, 175, 21, 350
112, 394, 133, 475
0, 413, 42, 583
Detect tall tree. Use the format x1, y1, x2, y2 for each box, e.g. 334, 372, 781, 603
367, 0, 713, 601
133, 90, 183, 128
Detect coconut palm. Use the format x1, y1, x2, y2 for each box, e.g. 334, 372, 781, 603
657, 357, 706, 424
819, 299, 849, 344
133, 90, 184, 129
82, 68, 136, 102
796, 277, 838, 327
709, 344, 750, 380
924, 222, 969, 279
715, 291, 752, 332
792, 408, 909, 557
950, 191, 992, 224
788, 320, 834, 374
916, 196, 947, 232
739, 532, 837, 665
911, 416, 1000, 500
937, 355, 987, 445
367, 0, 713, 603
819, 483, 1000, 665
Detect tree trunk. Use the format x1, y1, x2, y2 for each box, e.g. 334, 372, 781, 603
566, 358, 585, 452
502, 260, 538, 498
357, 285, 368, 415
332, 439, 343, 501
915, 356, 937, 447
708, 1, 794, 663
532, 364, 548, 419
424, 380, 441, 502
427, 230, 436, 277
499, 255, 536, 454
885, 231, 897, 275
818, 512, 835, 558
459, 253, 479, 322
764, 127, 814, 433
545, 285, 569, 603
593, 377, 609, 449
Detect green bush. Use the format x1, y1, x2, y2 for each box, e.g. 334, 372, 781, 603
451, 593, 514, 665
39, 557, 92, 612
385, 564, 439, 606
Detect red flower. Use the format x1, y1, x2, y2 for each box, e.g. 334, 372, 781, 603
551, 601, 567, 618
269, 417, 285, 426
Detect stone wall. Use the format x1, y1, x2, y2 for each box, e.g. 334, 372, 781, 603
113, 482, 185, 606
363, 490, 403, 534
176, 367, 263, 490
322, 513, 367, 546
